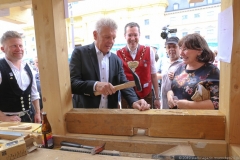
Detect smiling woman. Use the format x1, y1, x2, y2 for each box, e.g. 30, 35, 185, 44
167, 33, 220, 110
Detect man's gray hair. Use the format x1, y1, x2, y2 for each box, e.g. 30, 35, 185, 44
95, 17, 118, 33
1, 31, 22, 45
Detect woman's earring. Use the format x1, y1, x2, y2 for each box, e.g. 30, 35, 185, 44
197, 54, 204, 61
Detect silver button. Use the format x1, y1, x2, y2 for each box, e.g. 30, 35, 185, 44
22, 105, 24, 108
29, 105, 31, 108
20, 97, 23, 100
28, 95, 31, 97
29, 98, 31, 101
22, 108, 25, 111
21, 101, 24, 104
29, 102, 31, 105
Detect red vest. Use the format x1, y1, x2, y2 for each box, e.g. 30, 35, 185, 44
117, 45, 151, 98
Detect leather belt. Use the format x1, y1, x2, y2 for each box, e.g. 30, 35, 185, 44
4, 111, 28, 117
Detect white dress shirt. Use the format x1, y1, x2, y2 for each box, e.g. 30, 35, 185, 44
95, 46, 111, 109
127, 45, 157, 74
0, 57, 40, 101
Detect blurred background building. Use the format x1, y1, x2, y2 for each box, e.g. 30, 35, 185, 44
0, 0, 221, 60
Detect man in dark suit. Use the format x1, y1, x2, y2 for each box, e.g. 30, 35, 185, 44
70, 18, 150, 111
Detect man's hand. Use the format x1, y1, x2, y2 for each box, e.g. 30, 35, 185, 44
168, 72, 174, 80
0, 115, 21, 122
32, 100, 41, 123
132, 99, 150, 111
95, 82, 116, 96
167, 90, 177, 108
167, 95, 176, 109
154, 99, 161, 109
34, 112, 41, 123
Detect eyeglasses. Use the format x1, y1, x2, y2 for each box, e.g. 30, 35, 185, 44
9, 44, 23, 49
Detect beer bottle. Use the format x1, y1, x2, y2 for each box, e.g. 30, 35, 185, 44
41, 112, 54, 149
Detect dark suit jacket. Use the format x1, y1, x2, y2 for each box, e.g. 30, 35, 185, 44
70, 43, 138, 108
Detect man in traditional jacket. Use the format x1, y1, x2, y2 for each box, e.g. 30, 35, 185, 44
0, 31, 41, 122
117, 22, 160, 109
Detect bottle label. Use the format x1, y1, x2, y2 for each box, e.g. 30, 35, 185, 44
42, 132, 53, 148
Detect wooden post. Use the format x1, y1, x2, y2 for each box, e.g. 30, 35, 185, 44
219, 0, 240, 145
32, 0, 72, 135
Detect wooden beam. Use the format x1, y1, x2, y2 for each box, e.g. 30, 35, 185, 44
18, 148, 153, 159
0, 0, 31, 9
188, 0, 204, 3
0, 7, 32, 24
32, 0, 72, 135
66, 109, 225, 140
0, 0, 84, 9
229, 144, 240, 157
220, 0, 240, 145
22, 4, 32, 9
0, 0, 84, 24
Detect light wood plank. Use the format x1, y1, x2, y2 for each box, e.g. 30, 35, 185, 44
0, 0, 86, 9
53, 134, 227, 157
220, 0, 240, 145
0, 0, 31, 9
32, 0, 72, 135
65, 109, 225, 140
158, 144, 195, 156
0, 7, 32, 24
16, 148, 152, 160
229, 144, 240, 157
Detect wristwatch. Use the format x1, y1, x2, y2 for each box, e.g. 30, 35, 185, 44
154, 97, 160, 100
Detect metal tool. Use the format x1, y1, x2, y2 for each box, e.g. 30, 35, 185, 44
91, 142, 105, 155
60, 146, 120, 156
60, 141, 94, 150
60, 141, 120, 156
94, 67, 142, 96
0, 131, 23, 137
152, 154, 198, 160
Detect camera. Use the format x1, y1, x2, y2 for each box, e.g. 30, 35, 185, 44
160, 25, 177, 39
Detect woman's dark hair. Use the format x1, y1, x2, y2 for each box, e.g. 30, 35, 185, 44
178, 33, 215, 63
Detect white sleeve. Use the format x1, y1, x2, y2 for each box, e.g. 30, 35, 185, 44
150, 47, 157, 74
30, 68, 40, 101
0, 71, 2, 84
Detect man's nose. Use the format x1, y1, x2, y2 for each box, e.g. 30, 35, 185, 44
130, 36, 135, 40
169, 46, 176, 50
110, 38, 115, 43
17, 46, 22, 49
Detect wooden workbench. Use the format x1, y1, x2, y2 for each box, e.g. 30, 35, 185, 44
0, 121, 227, 159
1, 0, 240, 158
16, 148, 152, 160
